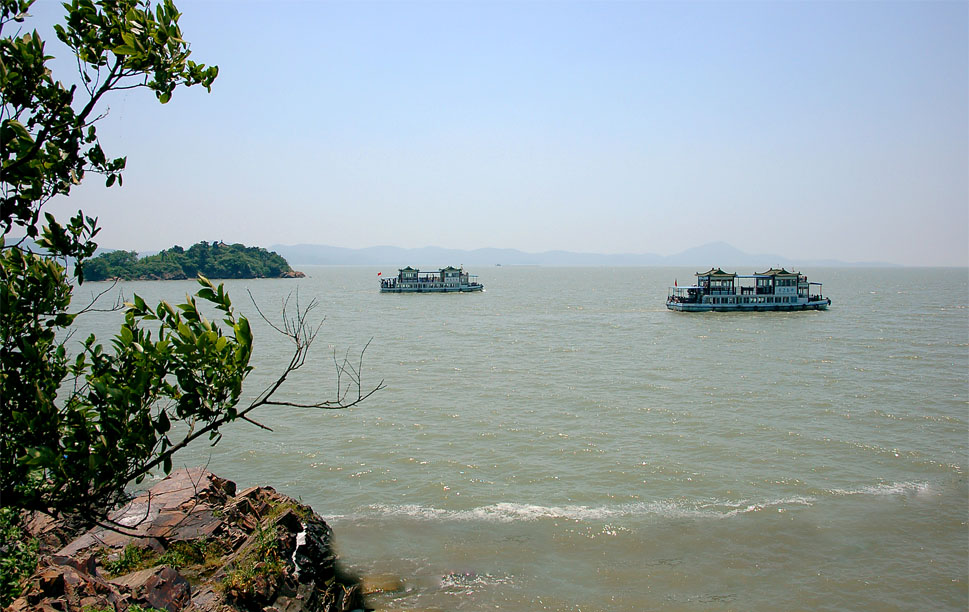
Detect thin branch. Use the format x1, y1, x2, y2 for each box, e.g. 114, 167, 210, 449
110, 82, 151, 92
257, 381, 385, 410
248, 288, 290, 336
118, 291, 383, 492
94, 464, 209, 537
72, 278, 124, 316
84, 108, 111, 127
241, 414, 273, 431
92, 490, 155, 537
257, 337, 385, 410
76, 51, 95, 97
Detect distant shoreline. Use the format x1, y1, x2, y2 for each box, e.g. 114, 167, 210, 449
264, 241, 905, 268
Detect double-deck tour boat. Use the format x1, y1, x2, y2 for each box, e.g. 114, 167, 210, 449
379, 266, 483, 293
667, 268, 830, 312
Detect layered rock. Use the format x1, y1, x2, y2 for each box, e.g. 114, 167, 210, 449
8, 468, 364, 612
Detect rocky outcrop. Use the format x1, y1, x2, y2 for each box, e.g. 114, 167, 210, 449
9, 468, 364, 612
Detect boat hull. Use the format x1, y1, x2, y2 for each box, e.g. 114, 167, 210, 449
667, 299, 830, 312
380, 285, 483, 293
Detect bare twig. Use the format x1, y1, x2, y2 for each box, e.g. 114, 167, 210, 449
241, 414, 273, 431
94, 463, 209, 537
72, 278, 125, 316
87, 287, 384, 503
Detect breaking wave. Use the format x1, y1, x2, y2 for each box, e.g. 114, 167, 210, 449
826, 481, 930, 497
363, 482, 929, 523
366, 497, 814, 523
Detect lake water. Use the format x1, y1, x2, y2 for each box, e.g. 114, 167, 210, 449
72, 266, 968, 611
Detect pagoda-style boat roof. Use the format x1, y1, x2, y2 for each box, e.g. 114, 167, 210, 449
756, 268, 798, 277
696, 268, 736, 277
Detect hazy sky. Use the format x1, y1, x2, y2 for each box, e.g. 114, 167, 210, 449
31, 0, 969, 266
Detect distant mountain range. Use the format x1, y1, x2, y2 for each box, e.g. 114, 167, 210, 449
268, 241, 897, 268
12, 238, 897, 268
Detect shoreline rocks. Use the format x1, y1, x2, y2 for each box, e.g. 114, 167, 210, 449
101, 269, 306, 281
9, 468, 365, 612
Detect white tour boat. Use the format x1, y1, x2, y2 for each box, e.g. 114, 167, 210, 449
379, 266, 483, 293
667, 268, 830, 312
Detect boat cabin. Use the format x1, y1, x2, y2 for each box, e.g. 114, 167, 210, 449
668, 267, 828, 311
380, 266, 483, 293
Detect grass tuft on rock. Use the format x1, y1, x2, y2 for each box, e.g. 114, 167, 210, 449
0, 509, 39, 608
221, 522, 288, 604
100, 538, 226, 581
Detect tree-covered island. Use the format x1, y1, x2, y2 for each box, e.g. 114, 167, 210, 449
83, 240, 305, 280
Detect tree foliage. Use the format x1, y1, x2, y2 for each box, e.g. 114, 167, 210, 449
0, 0, 381, 540
1, 0, 217, 263
84, 241, 296, 281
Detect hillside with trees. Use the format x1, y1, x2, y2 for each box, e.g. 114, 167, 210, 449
83, 241, 303, 281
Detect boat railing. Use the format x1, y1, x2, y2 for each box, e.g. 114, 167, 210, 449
668, 288, 702, 304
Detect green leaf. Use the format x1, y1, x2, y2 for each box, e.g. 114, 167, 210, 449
234, 317, 252, 348
155, 411, 170, 434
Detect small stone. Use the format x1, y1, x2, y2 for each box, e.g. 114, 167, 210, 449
111, 566, 191, 611
37, 567, 66, 597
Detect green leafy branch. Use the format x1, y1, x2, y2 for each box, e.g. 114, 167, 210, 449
8, 275, 383, 529
1, 0, 217, 260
